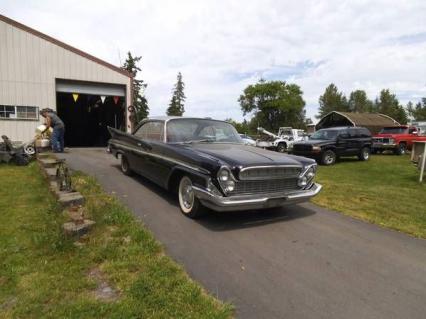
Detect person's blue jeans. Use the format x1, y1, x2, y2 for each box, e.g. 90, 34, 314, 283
51, 126, 65, 152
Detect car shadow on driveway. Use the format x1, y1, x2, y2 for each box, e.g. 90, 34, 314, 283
196, 206, 316, 232
112, 165, 317, 232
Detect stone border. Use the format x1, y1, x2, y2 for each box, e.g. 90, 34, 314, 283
37, 153, 95, 237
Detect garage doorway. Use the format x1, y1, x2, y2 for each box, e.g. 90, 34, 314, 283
56, 80, 126, 147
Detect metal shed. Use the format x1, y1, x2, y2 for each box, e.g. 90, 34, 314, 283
0, 14, 133, 146
316, 111, 400, 134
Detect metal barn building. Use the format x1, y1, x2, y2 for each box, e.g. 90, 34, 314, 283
0, 14, 133, 146
316, 111, 400, 135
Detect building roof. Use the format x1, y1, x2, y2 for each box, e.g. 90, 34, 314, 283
0, 14, 131, 78
316, 111, 400, 134
336, 111, 399, 127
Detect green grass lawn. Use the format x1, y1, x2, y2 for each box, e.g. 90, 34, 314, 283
0, 163, 232, 318
312, 154, 426, 238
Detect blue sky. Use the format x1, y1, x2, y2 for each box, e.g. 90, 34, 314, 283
2, 0, 426, 123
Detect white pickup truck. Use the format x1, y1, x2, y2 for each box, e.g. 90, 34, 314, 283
256, 127, 307, 152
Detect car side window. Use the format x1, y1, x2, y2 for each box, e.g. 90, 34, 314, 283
348, 129, 358, 138
339, 130, 350, 139
356, 128, 371, 138
134, 121, 164, 141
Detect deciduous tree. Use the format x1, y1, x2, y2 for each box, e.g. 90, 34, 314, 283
238, 79, 306, 131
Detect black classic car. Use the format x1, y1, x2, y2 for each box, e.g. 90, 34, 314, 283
292, 127, 372, 165
108, 117, 322, 218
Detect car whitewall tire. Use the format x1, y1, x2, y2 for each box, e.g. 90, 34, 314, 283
121, 156, 132, 176
178, 176, 203, 218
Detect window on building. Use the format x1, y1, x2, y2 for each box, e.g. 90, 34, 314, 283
0, 105, 39, 120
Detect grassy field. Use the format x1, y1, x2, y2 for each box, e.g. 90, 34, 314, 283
0, 163, 232, 318
312, 154, 426, 238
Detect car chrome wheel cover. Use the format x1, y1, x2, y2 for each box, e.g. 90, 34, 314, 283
363, 149, 369, 159
179, 177, 194, 213
324, 152, 335, 164
24, 145, 36, 155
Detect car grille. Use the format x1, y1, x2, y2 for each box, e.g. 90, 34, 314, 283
239, 166, 302, 180
293, 144, 313, 152
374, 138, 390, 143
233, 178, 300, 195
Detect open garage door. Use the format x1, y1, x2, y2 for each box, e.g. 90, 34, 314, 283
56, 80, 126, 147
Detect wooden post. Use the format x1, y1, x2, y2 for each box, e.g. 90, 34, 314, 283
420, 144, 426, 183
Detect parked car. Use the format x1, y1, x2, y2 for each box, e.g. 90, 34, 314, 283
108, 117, 322, 218
239, 133, 256, 146
372, 125, 426, 155
292, 126, 372, 165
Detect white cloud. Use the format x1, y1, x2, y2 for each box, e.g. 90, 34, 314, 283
2, 0, 426, 123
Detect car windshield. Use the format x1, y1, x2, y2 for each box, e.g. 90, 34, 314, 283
167, 118, 243, 144
310, 129, 339, 140
379, 127, 407, 134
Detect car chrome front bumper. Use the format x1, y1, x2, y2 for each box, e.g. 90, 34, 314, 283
192, 183, 322, 212
373, 143, 397, 149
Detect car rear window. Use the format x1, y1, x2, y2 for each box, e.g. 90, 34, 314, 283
380, 127, 407, 134
356, 128, 371, 138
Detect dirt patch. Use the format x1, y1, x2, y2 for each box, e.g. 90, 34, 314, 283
87, 267, 119, 302
1, 297, 17, 310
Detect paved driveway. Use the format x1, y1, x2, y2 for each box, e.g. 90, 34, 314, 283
59, 148, 426, 319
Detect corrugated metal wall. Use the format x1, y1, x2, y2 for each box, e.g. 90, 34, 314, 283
0, 18, 131, 142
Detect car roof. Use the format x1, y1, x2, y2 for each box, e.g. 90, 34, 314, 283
382, 125, 408, 129
318, 126, 367, 131
146, 116, 226, 123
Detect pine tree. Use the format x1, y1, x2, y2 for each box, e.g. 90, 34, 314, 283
122, 52, 149, 123
167, 72, 186, 116
375, 89, 408, 124
407, 98, 426, 121
317, 84, 349, 118
348, 90, 374, 113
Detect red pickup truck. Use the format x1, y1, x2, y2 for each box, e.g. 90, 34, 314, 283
372, 126, 426, 155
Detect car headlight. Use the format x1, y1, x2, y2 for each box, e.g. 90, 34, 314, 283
219, 169, 230, 181
298, 175, 308, 187
312, 146, 321, 152
298, 165, 316, 188
388, 138, 394, 144
217, 167, 236, 194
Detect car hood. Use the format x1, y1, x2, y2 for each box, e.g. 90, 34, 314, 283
187, 143, 311, 167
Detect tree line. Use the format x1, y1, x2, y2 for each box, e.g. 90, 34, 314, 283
317, 84, 409, 124
122, 52, 186, 124
122, 52, 426, 132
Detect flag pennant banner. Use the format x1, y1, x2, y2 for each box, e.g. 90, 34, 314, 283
113, 96, 119, 105
72, 93, 79, 102
100, 96, 106, 104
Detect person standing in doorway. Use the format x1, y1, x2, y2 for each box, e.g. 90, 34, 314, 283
40, 108, 65, 153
